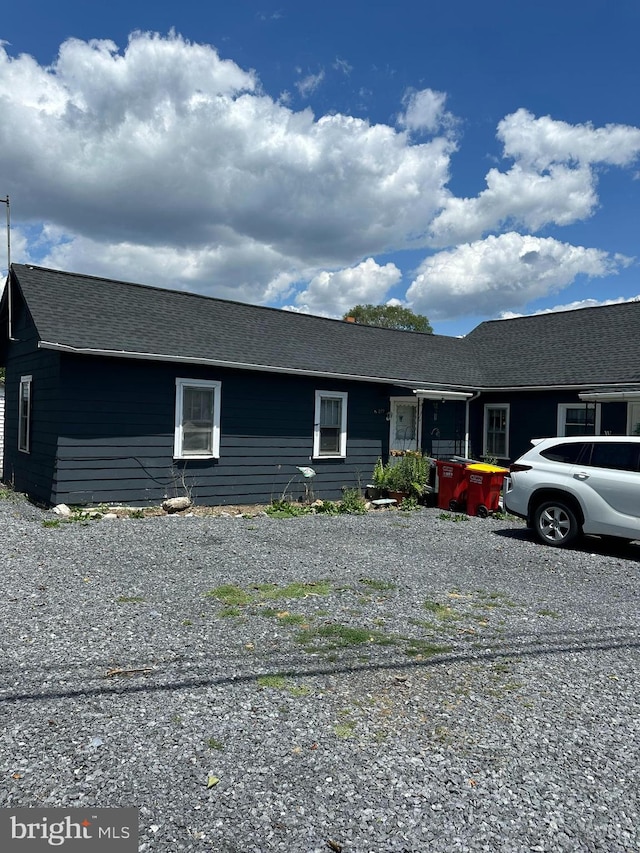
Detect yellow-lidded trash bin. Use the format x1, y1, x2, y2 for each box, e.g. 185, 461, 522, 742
465, 463, 509, 517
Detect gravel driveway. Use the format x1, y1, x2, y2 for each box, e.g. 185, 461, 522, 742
0, 495, 638, 852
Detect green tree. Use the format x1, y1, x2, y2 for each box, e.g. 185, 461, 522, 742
343, 304, 433, 333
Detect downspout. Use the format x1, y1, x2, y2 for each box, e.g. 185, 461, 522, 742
464, 391, 482, 458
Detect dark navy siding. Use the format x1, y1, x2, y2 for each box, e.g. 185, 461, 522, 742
51, 354, 392, 506
469, 391, 632, 465
2, 294, 60, 503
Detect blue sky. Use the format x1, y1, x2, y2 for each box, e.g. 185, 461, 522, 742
1, 0, 640, 335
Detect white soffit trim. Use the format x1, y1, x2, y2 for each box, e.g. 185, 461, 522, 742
413, 389, 474, 401
579, 391, 640, 402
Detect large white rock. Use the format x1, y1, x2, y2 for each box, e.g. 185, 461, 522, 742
52, 503, 72, 517
162, 496, 192, 513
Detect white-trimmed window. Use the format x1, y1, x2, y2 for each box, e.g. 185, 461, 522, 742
483, 404, 509, 458
557, 403, 600, 437
18, 375, 32, 453
313, 390, 348, 458
174, 378, 221, 459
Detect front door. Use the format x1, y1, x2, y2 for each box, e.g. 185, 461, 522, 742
389, 398, 419, 454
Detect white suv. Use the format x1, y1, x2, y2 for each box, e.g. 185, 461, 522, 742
504, 436, 640, 547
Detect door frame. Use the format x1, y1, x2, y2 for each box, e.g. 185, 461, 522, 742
389, 397, 422, 454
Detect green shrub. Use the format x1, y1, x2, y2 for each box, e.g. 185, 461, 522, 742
339, 488, 367, 515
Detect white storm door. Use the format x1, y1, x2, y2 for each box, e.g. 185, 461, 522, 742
389, 398, 419, 454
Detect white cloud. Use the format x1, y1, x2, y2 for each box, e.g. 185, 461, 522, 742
430, 163, 597, 246
500, 293, 640, 319
0, 32, 453, 302
429, 109, 640, 247
498, 108, 640, 170
398, 88, 450, 134
333, 58, 352, 75
407, 232, 626, 320
295, 69, 325, 97
291, 258, 402, 317
2, 33, 640, 324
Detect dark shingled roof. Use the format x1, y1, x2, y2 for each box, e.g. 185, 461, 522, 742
5, 264, 480, 388
3, 264, 640, 391
467, 302, 640, 387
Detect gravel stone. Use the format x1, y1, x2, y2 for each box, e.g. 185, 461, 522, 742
0, 494, 638, 852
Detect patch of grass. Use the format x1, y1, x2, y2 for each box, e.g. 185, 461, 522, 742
286, 684, 312, 697
408, 617, 440, 632
423, 600, 459, 620
333, 722, 356, 739
358, 577, 396, 591
257, 674, 286, 689
205, 584, 253, 606
278, 613, 308, 626
403, 639, 452, 658
296, 623, 396, 652
220, 606, 243, 617
537, 608, 560, 618
42, 519, 61, 528
255, 675, 312, 697
182, 619, 193, 626
207, 737, 225, 751
437, 512, 469, 522
116, 595, 145, 604
265, 500, 313, 518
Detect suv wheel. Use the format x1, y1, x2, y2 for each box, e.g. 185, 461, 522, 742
532, 499, 581, 547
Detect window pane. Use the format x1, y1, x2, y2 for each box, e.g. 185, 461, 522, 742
486, 407, 507, 456
19, 380, 31, 452
564, 406, 595, 436
394, 404, 417, 443
320, 428, 340, 454
320, 398, 341, 428
182, 387, 214, 454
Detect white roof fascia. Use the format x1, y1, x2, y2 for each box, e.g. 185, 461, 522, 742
413, 389, 474, 401
37, 341, 436, 388
579, 390, 640, 402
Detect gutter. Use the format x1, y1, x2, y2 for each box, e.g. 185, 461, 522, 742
579, 390, 640, 402
37, 341, 640, 397
37, 341, 458, 389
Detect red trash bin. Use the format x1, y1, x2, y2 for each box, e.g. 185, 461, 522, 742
436, 460, 469, 511
465, 463, 509, 517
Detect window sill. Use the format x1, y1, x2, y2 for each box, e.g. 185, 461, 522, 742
173, 454, 219, 461
313, 454, 346, 460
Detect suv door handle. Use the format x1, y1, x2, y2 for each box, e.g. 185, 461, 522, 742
574, 471, 590, 480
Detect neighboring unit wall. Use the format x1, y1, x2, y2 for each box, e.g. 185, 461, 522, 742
470, 391, 631, 464
52, 354, 393, 506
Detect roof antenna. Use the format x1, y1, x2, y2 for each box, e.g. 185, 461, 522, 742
0, 195, 14, 340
